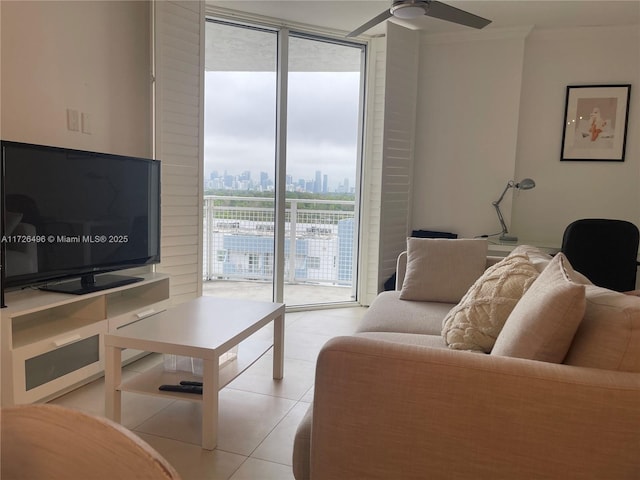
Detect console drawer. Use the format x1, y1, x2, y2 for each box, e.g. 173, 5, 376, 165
109, 300, 169, 331
12, 321, 106, 404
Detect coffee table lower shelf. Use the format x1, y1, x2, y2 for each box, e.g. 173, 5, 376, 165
104, 296, 285, 450
118, 337, 273, 402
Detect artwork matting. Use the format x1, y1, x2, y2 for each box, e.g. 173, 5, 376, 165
561, 84, 631, 162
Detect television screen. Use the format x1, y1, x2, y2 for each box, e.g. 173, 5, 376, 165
1, 141, 160, 294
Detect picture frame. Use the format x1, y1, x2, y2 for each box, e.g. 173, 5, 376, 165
561, 84, 631, 162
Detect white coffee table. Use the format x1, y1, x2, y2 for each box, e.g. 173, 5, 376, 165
104, 296, 285, 450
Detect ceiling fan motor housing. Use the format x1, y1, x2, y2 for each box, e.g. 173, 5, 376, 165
391, 0, 429, 19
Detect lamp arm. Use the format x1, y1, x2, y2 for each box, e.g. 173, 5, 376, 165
491, 180, 514, 237
492, 180, 515, 206
493, 202, 509, 236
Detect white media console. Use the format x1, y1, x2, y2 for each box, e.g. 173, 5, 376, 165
1, 273, 170, 406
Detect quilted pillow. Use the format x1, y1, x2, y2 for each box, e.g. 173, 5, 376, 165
510, 244, 552, 273
399, 238, 488, 303
442, 252, 539, 352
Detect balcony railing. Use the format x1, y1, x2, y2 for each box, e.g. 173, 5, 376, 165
203, 195, 356, 287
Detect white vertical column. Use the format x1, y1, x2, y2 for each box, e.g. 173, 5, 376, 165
273, 29, 289, 304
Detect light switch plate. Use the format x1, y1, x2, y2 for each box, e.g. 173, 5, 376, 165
81, 113, 91, 134
67, 109, 79, 131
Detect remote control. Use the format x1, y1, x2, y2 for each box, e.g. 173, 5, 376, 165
180, 380, 203, 387
159, 384, 203, 394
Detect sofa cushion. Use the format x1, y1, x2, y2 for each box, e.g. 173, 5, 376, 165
356, 291, 453, 336
399, 238, 488, 303
564, 286, 640, 372
442, 253, 539, 352
491, 253, 586, 363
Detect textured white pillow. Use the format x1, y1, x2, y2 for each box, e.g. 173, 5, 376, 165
492, 253, 586, 363
511, 244, 593, 285
442, 253, 539, 352
399, 238, 488, 303
510, 244, 552, 273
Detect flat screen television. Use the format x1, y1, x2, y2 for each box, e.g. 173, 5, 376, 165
1, 141, 161, 295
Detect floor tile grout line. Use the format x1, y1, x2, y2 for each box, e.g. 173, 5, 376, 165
243, 397, 301, 462
128, 397, 181, 433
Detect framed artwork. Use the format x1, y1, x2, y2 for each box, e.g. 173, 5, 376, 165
561, 84, 631, 161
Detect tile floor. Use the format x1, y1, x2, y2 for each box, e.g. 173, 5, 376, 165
49, 306, 367, 480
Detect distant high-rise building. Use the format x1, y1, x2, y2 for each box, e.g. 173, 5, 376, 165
315, 171, 322, 194
260, 171, 269, 190
323, 174, 328, 193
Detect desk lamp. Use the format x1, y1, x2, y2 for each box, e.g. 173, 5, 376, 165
492, 178, 535, 242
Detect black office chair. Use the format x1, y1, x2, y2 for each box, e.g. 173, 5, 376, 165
561, 218, 639, 292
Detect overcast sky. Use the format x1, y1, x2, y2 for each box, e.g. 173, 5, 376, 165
204, 70, 360, 191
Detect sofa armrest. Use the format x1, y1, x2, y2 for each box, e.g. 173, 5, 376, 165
310, 336, 640, 479
395, 251, 408, 290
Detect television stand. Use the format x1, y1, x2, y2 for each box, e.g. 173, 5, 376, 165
40, 274, 143, 295
1, 272, 170, 406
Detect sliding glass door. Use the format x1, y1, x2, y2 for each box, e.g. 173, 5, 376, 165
203, 22, 277, 302
203, 19, 365, 307
284, 35, 363, 306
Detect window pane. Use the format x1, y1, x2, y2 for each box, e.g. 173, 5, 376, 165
203, 22, 277, 302
284, 35, 363, 306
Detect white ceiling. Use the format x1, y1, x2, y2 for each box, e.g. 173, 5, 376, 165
208, 1, 640, 37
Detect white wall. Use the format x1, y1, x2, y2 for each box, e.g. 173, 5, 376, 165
513, 26, 640, 244
0, 1, 151, 157
413, 28, 530, 239
413, 23, 639, 246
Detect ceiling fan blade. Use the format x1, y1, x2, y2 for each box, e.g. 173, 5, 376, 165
346, 9, 393, 37
425, 1, 491, 29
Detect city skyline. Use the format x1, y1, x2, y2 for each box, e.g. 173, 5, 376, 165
204, 69, 360, 196
204, 168, 354, 194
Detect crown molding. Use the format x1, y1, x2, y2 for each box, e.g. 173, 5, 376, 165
422, 26, 534, 45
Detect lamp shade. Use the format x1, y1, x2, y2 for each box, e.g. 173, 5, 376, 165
515, 178, 535, 190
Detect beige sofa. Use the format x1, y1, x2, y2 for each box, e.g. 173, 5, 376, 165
293, 241, 640, 479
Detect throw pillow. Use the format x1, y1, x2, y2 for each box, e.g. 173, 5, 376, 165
442, 252, 539, 352
510, 244, 552, 273
510, 245, 593, 285
399, 238, 488, 303
491, 253, 586, 363
564, 285, 640, 372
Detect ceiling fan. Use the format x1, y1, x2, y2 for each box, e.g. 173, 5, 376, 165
346, 0, 491, 37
